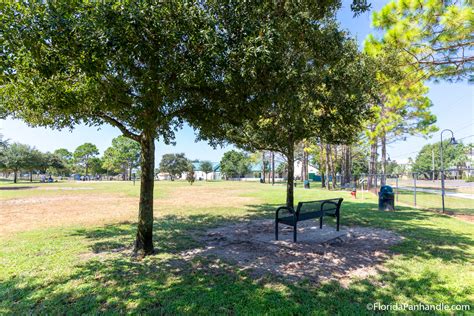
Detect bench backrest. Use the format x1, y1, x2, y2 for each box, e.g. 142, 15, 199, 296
295, 198, 343, 217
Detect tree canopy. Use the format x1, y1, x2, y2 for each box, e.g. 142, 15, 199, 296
370, 0, 473, 80
0, 143, 31, 183
73, 143, 99, 176
220, 150, 251, 179
412, 141, 472, 178
202, 26, 377, 206
159, 153, 190, 181
102, 136, 141, 180
0, 1, 373, 255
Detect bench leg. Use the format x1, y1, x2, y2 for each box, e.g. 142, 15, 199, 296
319, 216, 323, 229
275, 220, 279, 240
336, 214, 340, 231
293, 224, 297, 242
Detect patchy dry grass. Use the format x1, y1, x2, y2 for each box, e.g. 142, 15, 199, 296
0, 194, 138, 236
0, 181, 259, 236
0, 181, 473, 314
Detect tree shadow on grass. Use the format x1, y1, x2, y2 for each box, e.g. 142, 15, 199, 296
245, 200, 474, 264
72, 214, 253, 255
2, 200, 473, 314
75, 199, 473, 264
1, 246, 470, 314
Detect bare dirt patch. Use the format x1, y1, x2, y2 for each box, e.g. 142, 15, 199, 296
160, 185, 257, 209
0, 194, 138, 236
453, 214, 474, 223
40, 186, 94, 191
0, 186, 37, 190
0, 184, 259, 236
183, 220, 403, 285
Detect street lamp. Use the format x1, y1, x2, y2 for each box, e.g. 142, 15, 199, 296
440, 129, 458, 213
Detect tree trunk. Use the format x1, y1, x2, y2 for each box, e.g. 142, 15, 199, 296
85, 163, 88, 177
271, 152, 275, 185
381, 131, 387, 186
305, 151, 309, 180
319, 143, 326, 188
30, 171, 33, 183
345, 146, 352, 184
134, 134, 155, 256
341, 146, 346, 186
262, 151, 266, 183
328, 144, 336, 189
302, 149, 307, 181
286, 143, 295, 209
13, 170, 17, 183
368, 139, 378, 190
129, 162, 133, 181
324, 144, 331, 189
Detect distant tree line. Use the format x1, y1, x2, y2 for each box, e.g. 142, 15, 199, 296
0, 140, 66, 183
0, 135, 142, 183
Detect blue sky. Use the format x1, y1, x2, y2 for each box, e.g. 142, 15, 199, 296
1, 1, 473, 164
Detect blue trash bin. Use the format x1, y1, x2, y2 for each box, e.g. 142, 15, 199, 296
378, 185, 395, 211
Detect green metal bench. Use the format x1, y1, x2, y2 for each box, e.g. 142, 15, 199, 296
275, 198, 343, 242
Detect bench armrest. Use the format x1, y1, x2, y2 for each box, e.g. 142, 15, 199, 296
276, 206, 295, 219
320, 200, 342, 215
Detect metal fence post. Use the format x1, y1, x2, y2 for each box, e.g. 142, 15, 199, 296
441, 169, 446, 213
375, 174, 378, 193
413, 173, 417, 207
396, 177, 399, 202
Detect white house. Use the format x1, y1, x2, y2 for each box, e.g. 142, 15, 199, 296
294, 160, 319, 180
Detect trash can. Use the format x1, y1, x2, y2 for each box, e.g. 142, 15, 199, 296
304, 180, 310, 189
378, 185, 395, 211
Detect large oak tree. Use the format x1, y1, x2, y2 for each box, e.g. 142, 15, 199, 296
197, 22, 377, 207
1, 1, 373, 254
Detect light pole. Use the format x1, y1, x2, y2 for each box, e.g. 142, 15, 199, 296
440, 129, 457, 213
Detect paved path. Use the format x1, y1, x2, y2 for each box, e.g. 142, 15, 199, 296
398, 186, 474, 200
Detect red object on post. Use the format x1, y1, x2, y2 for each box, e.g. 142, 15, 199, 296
351, 190, 357, 199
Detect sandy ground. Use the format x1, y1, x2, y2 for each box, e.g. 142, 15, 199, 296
183, 220, 403, 286
0, 194, 138, 236
0, 185, 258, 236
160, 185, 256, 209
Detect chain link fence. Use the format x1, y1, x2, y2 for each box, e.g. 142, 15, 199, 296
358, 169, 473, 215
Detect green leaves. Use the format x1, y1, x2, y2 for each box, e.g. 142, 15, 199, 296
159, 153, 190, 180
102, 136, 141, 175
364, 26, 439, 144
371, 0, 473, 80
73, 143, 99, 175
413, 141, 472, 175
220, 150, 251, 178
0, 143, 31, 172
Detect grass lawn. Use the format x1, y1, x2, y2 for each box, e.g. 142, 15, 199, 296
0, 181, 473, 314
395, 189, 474, 215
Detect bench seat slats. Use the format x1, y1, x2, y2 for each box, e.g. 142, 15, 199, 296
275, 198, 343, 242
278, 216, 296, 225
299, 211, 324, 221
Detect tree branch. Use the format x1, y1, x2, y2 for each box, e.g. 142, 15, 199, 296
98, 114, 141, 142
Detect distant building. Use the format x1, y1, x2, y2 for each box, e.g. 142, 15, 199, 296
178, 161, 222, 181
194, 161, 222, 180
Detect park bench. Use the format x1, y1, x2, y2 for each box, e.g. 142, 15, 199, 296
275, 198, 343, 242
